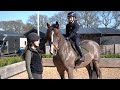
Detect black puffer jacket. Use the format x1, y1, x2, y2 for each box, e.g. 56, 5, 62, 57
66, 20, 80, 39
25, 46, 43, 79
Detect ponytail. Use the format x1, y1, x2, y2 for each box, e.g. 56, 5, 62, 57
21, 44, 29, 60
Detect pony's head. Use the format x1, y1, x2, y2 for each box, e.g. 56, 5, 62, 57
46, 21, 61, 56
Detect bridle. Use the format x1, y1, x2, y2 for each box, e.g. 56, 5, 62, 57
49, 30, 60, 55
50, 41, 59, 50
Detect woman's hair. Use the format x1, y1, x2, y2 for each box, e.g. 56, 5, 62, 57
21, 42, 32, 60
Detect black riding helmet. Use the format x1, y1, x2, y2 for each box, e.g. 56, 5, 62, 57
67, 12, 76, 18
26, 32, 40, 43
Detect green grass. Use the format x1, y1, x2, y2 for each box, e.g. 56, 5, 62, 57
0, 54, 120, 68
42, 54, 53, 58
101, 54, 120, 58
0, 54, 53, 68
0, 56, 22, 68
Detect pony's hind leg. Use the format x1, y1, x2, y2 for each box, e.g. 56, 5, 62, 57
86, 63, 93, 79
56, 67, 65, 79
93, 60, 102, 79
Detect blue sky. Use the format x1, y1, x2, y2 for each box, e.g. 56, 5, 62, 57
0, 11, 116, 28
0, 11, 62, 24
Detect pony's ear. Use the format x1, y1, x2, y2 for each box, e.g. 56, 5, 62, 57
56, 21, 59, 25
56, 21, 59, 29
47, 23, 50, 28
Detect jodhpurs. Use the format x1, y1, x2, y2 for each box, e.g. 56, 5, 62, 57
32, 73, 42, 79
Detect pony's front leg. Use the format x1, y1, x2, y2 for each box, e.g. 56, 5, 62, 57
56, 67, 65, 79
68, 67, 74, 79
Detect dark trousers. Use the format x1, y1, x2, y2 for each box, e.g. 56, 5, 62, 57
32, 73, 42, 79
71, 35, 83, 57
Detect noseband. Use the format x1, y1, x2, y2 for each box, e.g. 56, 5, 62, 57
50, 41, 59, 51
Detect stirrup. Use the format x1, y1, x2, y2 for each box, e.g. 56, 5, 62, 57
80, 56, 85, 62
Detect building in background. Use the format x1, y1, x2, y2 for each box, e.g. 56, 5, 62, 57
0, 31, 26, 56
45, 28, 120, 55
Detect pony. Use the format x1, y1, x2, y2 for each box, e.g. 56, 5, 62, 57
46, 21, 102, 79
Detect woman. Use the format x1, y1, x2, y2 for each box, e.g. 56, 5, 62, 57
22, 32, 43, 79
66, 12, 85, 62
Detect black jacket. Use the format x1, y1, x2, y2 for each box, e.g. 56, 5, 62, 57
25, 46, 43, 79
66, 20, 80, 39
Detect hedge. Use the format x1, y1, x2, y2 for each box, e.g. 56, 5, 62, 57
0, 54, 53, 68
0, 56, 22, 67
101, 54, 120, 58
1, 54, 119, 68
42, 54, 53, 58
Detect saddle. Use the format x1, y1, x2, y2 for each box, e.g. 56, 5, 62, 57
68, 39, 88, 56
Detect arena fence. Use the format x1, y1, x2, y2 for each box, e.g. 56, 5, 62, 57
0, 58, 120, 79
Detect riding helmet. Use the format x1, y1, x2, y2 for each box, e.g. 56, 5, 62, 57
26, 32, 40, 42
67, 12, 76, 18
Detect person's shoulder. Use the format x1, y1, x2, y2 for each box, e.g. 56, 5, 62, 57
26, 49, 32, 54
74, 21, 80, 27
74, 20, 79, 24
66, 23, 69, 26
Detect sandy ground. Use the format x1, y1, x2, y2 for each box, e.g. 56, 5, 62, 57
8, 67, 120, 79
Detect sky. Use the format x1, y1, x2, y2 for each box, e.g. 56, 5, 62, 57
0, 11, 62, 24
0, 11, 116, 28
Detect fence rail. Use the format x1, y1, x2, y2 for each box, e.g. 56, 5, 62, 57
0, 58, 120, 79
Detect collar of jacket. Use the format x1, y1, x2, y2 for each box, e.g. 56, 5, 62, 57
28, 45, 38, 53
69, 20, 77, 25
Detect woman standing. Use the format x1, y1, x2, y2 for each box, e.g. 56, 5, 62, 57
22, 32, 43, 79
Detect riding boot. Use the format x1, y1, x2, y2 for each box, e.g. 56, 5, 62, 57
77, 46, 85, 62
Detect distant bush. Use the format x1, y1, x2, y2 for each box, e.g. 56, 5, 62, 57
0, 56, 22, 67
101, 54, 120, 58
42, 54, 53, 58
1, 53, 120, 68
0, 54, 53, 68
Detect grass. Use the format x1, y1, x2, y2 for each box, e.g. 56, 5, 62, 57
42, 54, 53, 58
1, 54, 119, 68
0, 56, 22, 68
101, 54, 120, 58
0, 54, 53, 68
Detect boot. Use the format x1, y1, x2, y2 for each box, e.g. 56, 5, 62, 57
77, 46, 85, 62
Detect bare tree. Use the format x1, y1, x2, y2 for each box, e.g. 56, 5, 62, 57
112, 11, 120, 29
27, 14, 49, 33
98, 11, 113, 28
77, 11, 100, 28
49, 11, 69, 29
27, 14, 37, 28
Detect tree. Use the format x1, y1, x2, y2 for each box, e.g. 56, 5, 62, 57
98, 11, 113, 28
49, 11, 69, 29
0, 20, 25, 33
12, 20, 25, 33
0, 21, 8, 31
77, 11, 100, 28
27, 14, 37, 28
112, 11, 120, 29
22, 23, 33, 33
27, 14, 49, 33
